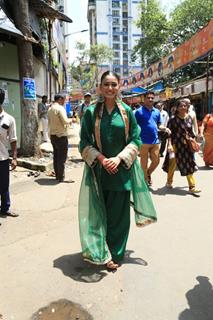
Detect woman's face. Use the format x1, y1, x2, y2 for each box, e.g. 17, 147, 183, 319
177, 102, 188, 116
100, 75, 120, 100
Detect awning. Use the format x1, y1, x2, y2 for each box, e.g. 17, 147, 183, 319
121, 86, 147, 97
147, 81, 165, 93
0, 9, 24, 38
29, 0, 72, 22
131, 86, 147, 94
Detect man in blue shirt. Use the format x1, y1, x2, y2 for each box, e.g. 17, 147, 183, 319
135, 91, 170, 186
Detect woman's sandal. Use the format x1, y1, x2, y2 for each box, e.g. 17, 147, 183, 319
106, 260, 119, 272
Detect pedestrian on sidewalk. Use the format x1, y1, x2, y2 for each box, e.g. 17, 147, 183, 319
184, 98, 199, 138
134, 91, 170, 186
48, 94, 73, 182
78, 92, 92, 124
0, 88, 19, 221
199, 105, 213, 167
155, 101, 170, 157
78, 71, 157, 271
162, 99, 201, 194
38, 95, 50, 142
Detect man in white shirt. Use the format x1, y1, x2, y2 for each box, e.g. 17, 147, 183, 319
184, 98, 198, 137
48, 93, 73, 182
155, 102, 170, 157
0, 88, 18, 221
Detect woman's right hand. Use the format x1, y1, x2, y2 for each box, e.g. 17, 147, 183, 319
103, 158, 119, 174
97, 155, 118, 174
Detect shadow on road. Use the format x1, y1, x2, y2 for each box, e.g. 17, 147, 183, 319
179, 276, 213, 320
34, 178, 59, 185
150, 186, 188, 196
198, 165, 213, 171
53, 253, 108, 283
123, 250, 148, 266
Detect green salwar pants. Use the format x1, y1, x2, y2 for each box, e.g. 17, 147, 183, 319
103, 190, 130, 263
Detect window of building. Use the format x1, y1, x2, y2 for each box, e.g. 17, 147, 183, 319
123, 36, 128, 43
113, 27, 120, 33
113, 43, 120, 50
114, 67, 121, 74
122, 3, 128, 11
122, 12, 128, 18
112, 10, 120, 17
123, 27, 128, 33
113, 59, 120, 66
123, 68, 129, 76
123, 60, 128, 66
123, 44, 128, 51
112, 1, 120, 8
112, 18, 120, 25
113, 35, 120, 42
123, 52, 128, 59
114, 51, 120, 58
123, 20, 128, 27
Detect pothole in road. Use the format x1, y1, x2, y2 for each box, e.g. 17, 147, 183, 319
31, 299, 93, 320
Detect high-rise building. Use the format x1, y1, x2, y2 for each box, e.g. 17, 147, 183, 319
88, 0, 142, 78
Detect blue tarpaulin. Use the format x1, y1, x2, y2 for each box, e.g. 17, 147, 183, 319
131, 87, 147, 94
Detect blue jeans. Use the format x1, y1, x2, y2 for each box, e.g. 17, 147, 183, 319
0, 159, 11, 213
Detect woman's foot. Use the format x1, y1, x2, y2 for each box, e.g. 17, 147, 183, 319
166, 182, 173, 189
189, 187, 201, 194
146, 175, 152, 186
136, 219, 153, 227
106, 260, 119, 271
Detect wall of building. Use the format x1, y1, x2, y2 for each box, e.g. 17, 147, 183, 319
89, 0, 142, 77
34, 57, 47, 98
96, 1, 109, 46
0, 43, 21, 147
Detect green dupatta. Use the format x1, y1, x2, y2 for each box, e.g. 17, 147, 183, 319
78, 100, 157, 264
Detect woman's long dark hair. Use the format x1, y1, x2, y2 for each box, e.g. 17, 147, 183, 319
94, 71, 120, 118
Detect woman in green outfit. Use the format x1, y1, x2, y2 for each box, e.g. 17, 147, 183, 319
78, 71, 157, 271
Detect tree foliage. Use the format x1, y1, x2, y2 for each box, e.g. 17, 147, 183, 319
69, 42, 114, 92
132, 0, 170, 66
169, 0, 213, 46
133, 0, 213, 84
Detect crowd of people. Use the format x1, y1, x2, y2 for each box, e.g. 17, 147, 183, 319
1, 70, 213, 271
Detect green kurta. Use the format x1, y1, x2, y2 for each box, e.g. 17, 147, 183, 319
78, 101, 157, 264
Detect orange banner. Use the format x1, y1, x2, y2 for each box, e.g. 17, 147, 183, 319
120, 19, 213, 90
174, 19, 213, 69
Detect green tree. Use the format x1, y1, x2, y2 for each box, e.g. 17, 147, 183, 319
166, 0, 213, 85
132, 0, 170, 66
169, 0, 213, 46
69, 42, 114, 92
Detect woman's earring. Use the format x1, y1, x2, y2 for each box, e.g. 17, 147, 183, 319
97, 95, 104, 103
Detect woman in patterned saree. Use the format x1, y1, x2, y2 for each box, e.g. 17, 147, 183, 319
163, 99, 201, 194
199, 106, 213, 167
78, 71, 157, 271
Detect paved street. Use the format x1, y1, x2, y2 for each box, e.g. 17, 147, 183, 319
1, 131, 213, 320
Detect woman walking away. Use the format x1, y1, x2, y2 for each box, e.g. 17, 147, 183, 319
199, 106, 213, 167
78, 71, 157, 271
163, 99, 201, 194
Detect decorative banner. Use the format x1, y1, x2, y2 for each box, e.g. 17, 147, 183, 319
23, 78, 36, 100
120, 19, 213, 90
